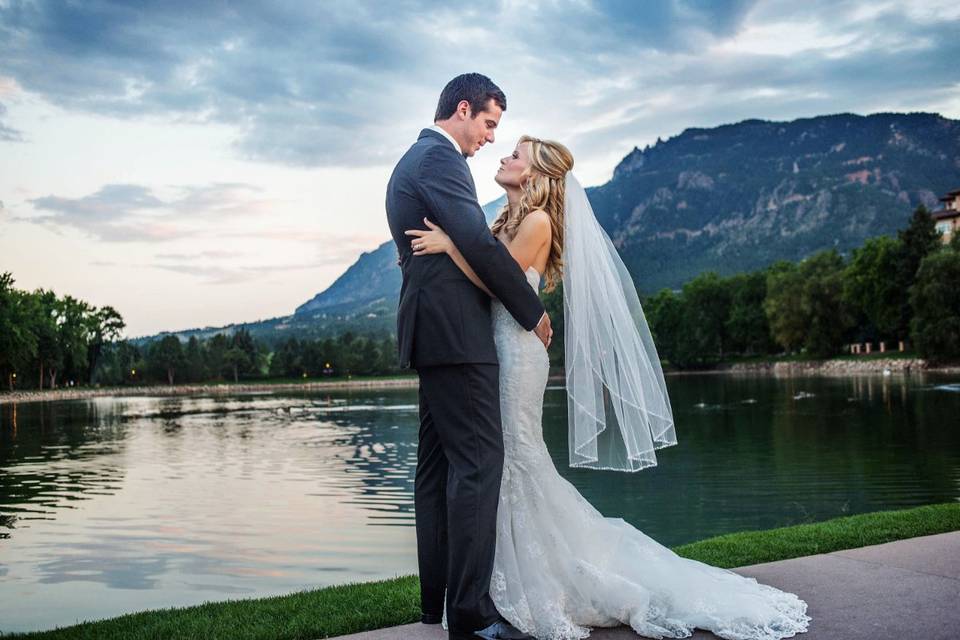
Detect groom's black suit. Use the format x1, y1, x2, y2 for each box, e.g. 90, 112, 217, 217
386, 128, 545, 637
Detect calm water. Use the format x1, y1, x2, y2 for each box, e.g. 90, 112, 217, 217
1, 374, 959, 633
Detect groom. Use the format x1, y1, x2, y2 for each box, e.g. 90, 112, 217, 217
386, 73, 551, 640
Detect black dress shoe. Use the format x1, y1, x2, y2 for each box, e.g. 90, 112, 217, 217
473, 620, 534, 639
421, 611, 443, 625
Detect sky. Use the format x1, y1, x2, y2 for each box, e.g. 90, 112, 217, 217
1, 0, 958, 339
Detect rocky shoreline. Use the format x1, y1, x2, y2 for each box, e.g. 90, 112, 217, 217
721, 357, 960, 376
0, 377, 420, 406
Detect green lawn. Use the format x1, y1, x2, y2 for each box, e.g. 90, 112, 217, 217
5, 502, 959, 640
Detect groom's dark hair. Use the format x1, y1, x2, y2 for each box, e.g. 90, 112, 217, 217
434, 73, 506, 121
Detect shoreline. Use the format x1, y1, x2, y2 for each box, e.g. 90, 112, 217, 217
2, 358, 957, 405
666, 356, 960, 376
0, 377, 420, 406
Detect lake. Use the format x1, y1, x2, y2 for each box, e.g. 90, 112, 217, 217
1, 373, 959, 633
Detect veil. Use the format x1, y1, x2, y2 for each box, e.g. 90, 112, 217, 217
562, 173, 677, 471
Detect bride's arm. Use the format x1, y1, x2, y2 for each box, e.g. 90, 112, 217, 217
406, 219, 494, 297
406, 211, 551, 295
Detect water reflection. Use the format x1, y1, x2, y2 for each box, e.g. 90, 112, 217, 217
0, 400, 129, 534
0, 373, 959, 633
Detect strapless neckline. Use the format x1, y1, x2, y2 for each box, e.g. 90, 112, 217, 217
524, 266, 541, 290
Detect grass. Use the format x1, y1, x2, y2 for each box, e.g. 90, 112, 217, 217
5, 502, 959, 640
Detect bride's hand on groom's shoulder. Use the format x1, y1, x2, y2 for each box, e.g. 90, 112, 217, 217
405, 218, 452, 256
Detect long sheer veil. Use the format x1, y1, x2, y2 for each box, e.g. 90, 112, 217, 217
562, 173, 677, 471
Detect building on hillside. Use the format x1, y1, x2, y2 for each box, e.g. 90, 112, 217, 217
933, 188, 960, 244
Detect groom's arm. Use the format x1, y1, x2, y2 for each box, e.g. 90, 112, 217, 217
416, 145, 545, 332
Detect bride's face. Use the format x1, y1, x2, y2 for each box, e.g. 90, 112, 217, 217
495, 141, 531, 189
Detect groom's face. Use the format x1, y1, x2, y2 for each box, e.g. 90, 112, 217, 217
462, 99, 502, 157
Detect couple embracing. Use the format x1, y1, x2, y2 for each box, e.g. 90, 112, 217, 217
385, 73, 810, 640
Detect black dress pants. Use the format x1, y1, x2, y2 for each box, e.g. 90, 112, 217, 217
415, 363, 504, 638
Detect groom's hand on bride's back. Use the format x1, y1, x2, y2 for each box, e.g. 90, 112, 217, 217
534, 311, 552, 349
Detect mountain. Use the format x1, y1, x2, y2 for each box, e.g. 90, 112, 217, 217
588, 112, 960, 291
294, 194, 507, 317
138, 113, 960, 345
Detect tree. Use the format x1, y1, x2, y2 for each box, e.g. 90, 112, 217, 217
0, 273, 37, 391
894, 205, 941, 336
85, 305, 125, 383
909, 247, 960, 361
764, 262, 806, 353
183, 336, 207, 382
843, 236, 903, 341
799, 250, 851, 357
29, 289, 62, 390
646, 288, 697, 368
377, 336, 397, 374
55, 295, 94, 387
230, 328, 265, 379
725, 271, 774, 355
153, 335, 185, 385
118, 341, 144, 385
206, 333, 230, 380
269, 337, 302, 378
681, 272, 731, 361
223, 346, 250, 383
357, 338, 380, 375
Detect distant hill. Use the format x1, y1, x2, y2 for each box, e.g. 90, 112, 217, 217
137, 113, 959, 345
293, 195, 506, 317
589, 112, 960, 290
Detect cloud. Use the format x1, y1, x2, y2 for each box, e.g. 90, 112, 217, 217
0, 103, 24, 141
154, 249, 246, 260
85, 233, 381, 284
149, 261, 323, 286
0, 0, 957, 173
555, 1, 960, 161
24, 182, 272, 242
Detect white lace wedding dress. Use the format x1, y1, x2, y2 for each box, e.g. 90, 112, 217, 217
486, 266, 811, 640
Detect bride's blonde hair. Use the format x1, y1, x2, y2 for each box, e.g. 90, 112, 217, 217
491, 135, 573, 293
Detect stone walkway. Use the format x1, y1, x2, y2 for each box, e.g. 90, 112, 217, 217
332, 530, 960, 640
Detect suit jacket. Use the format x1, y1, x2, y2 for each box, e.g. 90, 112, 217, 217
385, 128, 546, 369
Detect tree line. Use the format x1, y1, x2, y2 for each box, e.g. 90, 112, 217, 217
0, 275, 403, 390
98, 330, 400, 387
0, 277, 126, 391
633, 206, 960, 368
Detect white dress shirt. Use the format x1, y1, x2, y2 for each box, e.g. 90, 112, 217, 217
429, 124, 463, 155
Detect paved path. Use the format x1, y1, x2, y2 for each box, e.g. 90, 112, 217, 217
332, 531, 960, 639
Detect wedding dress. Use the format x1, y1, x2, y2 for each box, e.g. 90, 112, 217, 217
486, 266, 811, 640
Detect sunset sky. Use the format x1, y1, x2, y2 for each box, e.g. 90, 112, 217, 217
1, 0, 958, 338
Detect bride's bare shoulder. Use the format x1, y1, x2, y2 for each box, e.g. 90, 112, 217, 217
518, 209, 551, 239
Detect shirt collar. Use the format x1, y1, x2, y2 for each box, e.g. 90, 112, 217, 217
429, 124, 465, 156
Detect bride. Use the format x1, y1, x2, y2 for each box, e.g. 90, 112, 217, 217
405, 136, 811, 640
